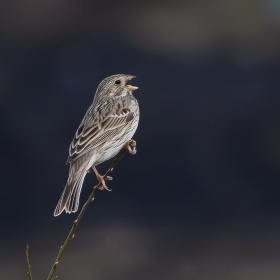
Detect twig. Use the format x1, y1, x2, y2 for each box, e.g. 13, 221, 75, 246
26, 244, 33, 280
47, 147, 127, 280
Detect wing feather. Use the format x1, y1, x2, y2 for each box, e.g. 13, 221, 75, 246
67, 98, 134, 164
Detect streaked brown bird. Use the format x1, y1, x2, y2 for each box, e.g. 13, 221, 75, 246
54, 74, 139, 216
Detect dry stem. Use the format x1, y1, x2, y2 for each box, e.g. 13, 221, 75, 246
46, 147, 127, 280
26, 244, 33, 280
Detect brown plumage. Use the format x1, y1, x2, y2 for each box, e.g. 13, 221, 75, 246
54, 74, 139, 216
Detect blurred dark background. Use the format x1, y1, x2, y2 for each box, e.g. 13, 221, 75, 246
1, 0, 280, 279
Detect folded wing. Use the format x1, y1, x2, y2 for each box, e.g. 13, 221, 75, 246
67, 99, 134, 164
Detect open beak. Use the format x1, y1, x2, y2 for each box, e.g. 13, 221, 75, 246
125, 75, 138, 91
126, 85, 138, 91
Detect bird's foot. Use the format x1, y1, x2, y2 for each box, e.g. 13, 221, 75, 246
126, 139, 137, 155
92, 166, 113, 191
96, 174, 113, 191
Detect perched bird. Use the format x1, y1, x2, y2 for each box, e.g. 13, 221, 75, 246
54, 74, 139, 216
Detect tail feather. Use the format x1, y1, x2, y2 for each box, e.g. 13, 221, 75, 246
66, 174, 86, 213
54, 173, 86, 216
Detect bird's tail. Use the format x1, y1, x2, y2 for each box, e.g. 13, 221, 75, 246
54, 173, 87, 216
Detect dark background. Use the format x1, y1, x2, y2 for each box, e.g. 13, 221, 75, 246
1, 0, 280, 279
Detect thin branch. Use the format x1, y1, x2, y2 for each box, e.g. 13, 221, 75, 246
26, 244, 33, 280
47, 147, 127, 280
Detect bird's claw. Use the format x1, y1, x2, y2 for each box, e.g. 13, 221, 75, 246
97, 175, 112, 191
98, 185, 112, 191
126, 139, 137, 155
92, 166, 112, 191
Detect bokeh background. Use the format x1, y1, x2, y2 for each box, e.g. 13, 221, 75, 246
1, 0, 280, 279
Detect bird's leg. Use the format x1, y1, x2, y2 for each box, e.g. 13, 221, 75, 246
92, 166, 113, 191
126, 139, 137, 155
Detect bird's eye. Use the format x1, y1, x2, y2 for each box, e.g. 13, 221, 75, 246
115, 80, 121, 85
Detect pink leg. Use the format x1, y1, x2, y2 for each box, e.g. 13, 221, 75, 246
92, 166, 113, 191
126, 139, 137, 155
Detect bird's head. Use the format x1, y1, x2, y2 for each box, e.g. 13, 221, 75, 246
94, 74, 138, 100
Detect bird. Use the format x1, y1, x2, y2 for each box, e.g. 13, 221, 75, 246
54, 74, 139, 216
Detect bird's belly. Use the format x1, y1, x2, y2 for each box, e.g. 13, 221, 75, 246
96, 146, 123, 165
93, 122, 138, 166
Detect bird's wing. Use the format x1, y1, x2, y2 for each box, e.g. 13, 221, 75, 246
67, 98, 135, 164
